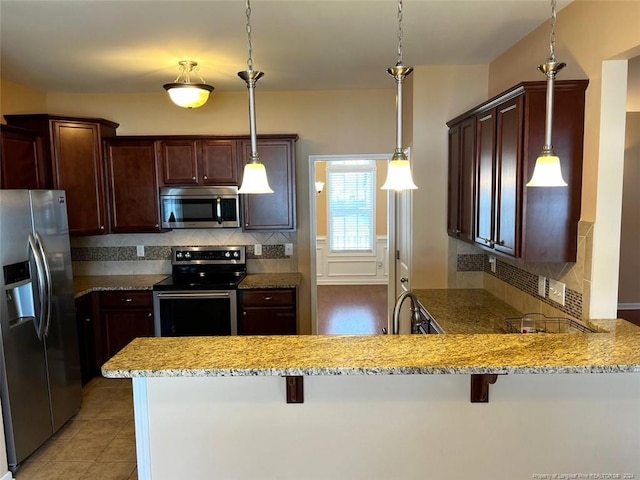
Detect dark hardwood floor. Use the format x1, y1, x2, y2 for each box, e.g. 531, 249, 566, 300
317, 284, 388, 335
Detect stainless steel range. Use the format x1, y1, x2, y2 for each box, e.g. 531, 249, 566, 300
153, 246, 246, 336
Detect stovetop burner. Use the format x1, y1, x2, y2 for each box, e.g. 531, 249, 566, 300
153, 246, 247, 291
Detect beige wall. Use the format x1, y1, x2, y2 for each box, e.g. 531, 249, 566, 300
618, 112, 640, 303
409, 65, 489, 289
0, 78, 47, 118
314, 160, 388, 237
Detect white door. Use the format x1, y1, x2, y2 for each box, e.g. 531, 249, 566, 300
393, 187, 413, 334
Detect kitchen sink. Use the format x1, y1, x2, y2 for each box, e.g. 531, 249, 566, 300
504, 314, 598, 334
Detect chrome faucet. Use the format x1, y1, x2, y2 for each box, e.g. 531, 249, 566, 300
389, 291, 423, 334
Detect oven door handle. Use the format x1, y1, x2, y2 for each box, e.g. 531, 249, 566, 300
155, 292, 231, 299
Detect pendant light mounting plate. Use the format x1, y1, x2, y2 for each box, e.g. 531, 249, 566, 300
238, 69, 264, 85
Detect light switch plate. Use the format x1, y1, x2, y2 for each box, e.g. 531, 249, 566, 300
538, 276, 546, 297
254, 244, 262, 256
548, 279, 566, 306
488, 255, 497, 273
136, 245, 145, 257
285, 243, 293, 256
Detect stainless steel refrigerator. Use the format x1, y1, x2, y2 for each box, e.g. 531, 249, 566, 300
0, 190, 82, 472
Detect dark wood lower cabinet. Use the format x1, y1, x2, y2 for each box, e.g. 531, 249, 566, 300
75, 293, 98, 385
100, 291, 155, 359
239, 289, 298, 335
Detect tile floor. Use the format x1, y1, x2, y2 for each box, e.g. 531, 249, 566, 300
14, 377, 137, 480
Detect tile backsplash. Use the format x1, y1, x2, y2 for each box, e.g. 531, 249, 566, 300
451, 221, 594, 321
71, 229, 298, 276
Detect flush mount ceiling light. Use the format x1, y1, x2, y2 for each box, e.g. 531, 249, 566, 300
237, 0, 273, 194
381, 0, 417, 191
163, 60, 214, 109
526, 0, 567, 187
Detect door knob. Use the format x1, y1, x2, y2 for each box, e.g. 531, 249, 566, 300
400, 277, 408, 283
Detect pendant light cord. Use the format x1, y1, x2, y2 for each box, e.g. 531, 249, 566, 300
245, 0, 254, 71
548, 0, 557, 63
396, 0, 404, 65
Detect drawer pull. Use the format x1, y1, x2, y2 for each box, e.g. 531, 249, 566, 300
263, 296, 273, 301
124, 298, 133, 302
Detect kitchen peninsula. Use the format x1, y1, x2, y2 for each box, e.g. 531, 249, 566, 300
103, 330, 640, 480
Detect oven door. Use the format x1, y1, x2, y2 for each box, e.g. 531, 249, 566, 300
153, 290, 237, 336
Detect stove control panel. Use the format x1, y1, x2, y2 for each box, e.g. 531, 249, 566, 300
172, 246, 245, 264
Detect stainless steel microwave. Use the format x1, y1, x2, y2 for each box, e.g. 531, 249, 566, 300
160, 186, 240, 229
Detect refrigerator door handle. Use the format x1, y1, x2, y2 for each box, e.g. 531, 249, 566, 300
34, 232, 53, 337
27, 233, 48, 341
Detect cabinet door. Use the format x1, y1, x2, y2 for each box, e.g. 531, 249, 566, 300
474, 111, 496, 248
240, 139, 296, 230
0, 125, 44, 189
158, 140, 199, 185
105, 140, 162, 232
75, 294, 97, 385
103, 309, 154, 359
240, 308, 297, 335
51, 121, 108, 235
494, 98, 522, 257
447, 118, 475, 243
198, 139, 238, 185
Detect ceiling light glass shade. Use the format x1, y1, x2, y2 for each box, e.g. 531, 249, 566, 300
164, 84, 214, 109
163, 60, 214, 109
238, 162, 274, 194
381, 153, 418, 191
526, 151, 568, 187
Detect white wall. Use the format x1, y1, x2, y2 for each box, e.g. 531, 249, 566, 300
139, 374, 640, 480
316, 236, 388, 285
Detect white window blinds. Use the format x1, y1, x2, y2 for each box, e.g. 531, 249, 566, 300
327, 160, 376, 252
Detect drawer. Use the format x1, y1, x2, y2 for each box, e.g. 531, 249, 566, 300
240, 289, 295, 307
100, 291, 153, 308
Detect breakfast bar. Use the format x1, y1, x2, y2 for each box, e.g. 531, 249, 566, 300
103, 333, 640, 480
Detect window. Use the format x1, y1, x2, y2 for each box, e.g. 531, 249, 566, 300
327, 160, 376, 252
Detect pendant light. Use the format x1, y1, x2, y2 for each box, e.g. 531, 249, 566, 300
238, 0, 273, 194
381, 0, 417, 191
163, 60, 214, 109
526, 0, 567, 187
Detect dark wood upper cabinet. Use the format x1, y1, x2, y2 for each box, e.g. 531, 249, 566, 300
240, 136, 297, 231
447, 117, 475, 244
158, 138, 238, 186
0, 124, 45, 189
4, 114, 118, 236
447, 80, 588, 263
104, 138, 162, 233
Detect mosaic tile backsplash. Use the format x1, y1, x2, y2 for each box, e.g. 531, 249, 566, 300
456, 252, 583, 319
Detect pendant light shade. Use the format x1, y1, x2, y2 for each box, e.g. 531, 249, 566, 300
163, 60, 214, 109
381, 0, 417, 191
526, 0, 567, 187
238, 0, 273, 194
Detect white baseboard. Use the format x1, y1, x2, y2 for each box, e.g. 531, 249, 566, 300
0, 470, 13, 480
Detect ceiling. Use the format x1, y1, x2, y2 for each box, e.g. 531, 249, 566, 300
1, 0, 572, 94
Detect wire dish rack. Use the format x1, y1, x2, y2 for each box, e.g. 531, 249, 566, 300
504, 313, 597, 334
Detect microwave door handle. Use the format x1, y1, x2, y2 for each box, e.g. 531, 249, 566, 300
216, 197, 222, 224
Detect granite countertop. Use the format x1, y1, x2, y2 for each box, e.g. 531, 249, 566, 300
102, 332, 640, 378
74, 272, 301, 298
74, 275, 169, 298
412, 289, 522, 334
239, 273, 301, 289
413, 288, 637, 335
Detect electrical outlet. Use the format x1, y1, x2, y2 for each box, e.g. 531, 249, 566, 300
284, 243, 293, 256
136, 245, 145, 257
538, 276, 546, 297
254, 244, 262, 256
548, 279, 566, 306
489, 256, 497, 273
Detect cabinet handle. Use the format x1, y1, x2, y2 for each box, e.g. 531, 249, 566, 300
496, 240, 505, 246
148, 313, 152, 317
479, 236, 495, 247
192, 176, 196, 181
84, 317, 91, 323
100, 225, 105, 230
263, 296, 273, 301
245, 223, 249, 227
203, 175, 208, 180
124, 298, 133, 302
155, 224, 159, 228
